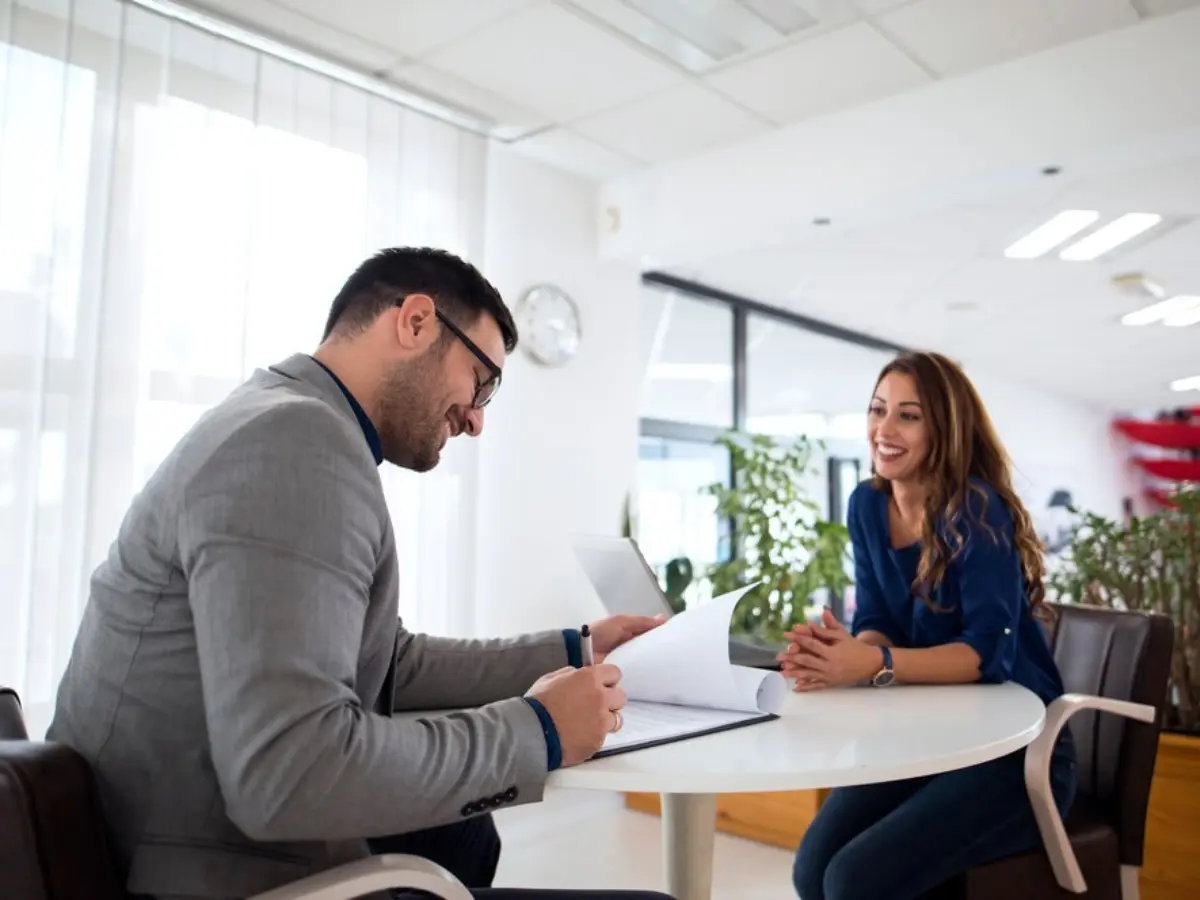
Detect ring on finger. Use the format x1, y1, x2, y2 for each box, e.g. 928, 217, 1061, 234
611, 710, 623, 733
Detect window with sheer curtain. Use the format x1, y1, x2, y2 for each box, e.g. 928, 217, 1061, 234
0, 0, 487, 737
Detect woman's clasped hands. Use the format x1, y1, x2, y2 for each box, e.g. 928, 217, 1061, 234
776, 608, 887, 692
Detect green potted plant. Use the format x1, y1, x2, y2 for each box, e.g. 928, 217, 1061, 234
1047, 484, 1200, 900
1047, 486, 1200, 733
705, 431, 852, 644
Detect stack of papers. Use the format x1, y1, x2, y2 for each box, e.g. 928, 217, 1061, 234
597, 584, 786, 757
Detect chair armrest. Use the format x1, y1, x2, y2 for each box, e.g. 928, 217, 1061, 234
247, 853, 473, 900
1024, 693, 1156, 894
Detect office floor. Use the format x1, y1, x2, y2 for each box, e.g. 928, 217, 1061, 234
494, 787, 794, 898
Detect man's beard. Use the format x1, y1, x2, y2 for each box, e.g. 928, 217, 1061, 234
376, 352, 447, 472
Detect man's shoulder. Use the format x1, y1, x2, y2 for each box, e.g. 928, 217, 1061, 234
186, 376, 366, 470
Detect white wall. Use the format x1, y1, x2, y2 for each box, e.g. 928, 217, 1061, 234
473, 147, 643, 636
969, 368, 1133, 525
467, 147, 1134, 636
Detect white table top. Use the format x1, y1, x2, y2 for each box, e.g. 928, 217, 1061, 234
547, 683, 1046, 794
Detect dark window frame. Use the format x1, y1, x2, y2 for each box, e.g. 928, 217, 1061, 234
638, 272, 907, 620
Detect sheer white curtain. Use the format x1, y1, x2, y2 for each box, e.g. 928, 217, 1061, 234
0, 0, 487, 737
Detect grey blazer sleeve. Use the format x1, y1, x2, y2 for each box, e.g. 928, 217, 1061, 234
178, 403, 550, 843
391, 629, 572, 711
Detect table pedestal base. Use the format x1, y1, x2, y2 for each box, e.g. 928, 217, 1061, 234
661, 793, 717, 900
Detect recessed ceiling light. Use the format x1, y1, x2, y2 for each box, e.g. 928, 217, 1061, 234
1121, 295, 1200, 326
1004, 210, 1099, 259
1059, 212, 1163, 261
1170, 375, 1200, 392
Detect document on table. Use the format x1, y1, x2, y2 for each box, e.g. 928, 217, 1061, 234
594, 584, 787, 758
599, 701, 773, 754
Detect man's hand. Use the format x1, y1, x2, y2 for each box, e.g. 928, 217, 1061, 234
776, 608, 882, 691
526, 664, 627, 767
586, 614, 665, 662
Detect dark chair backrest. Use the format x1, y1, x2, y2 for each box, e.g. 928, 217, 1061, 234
0, 687, 127, 900
1043, 603, 1174, 867
1, 686, 29, 739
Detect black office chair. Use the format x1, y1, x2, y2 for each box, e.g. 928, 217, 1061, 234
957, 603, 1174, 900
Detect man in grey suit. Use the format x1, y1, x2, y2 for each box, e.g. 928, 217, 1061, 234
47, 248, 673, 900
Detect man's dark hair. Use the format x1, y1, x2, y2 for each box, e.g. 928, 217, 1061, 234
322, 247, 518, 353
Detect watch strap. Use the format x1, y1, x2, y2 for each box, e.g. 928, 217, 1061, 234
872, 645, 895, 687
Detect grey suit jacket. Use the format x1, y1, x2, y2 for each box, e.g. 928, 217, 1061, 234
47, 354, 570, 900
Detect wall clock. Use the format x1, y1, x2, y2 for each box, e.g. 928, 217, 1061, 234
515, 283, 581, 368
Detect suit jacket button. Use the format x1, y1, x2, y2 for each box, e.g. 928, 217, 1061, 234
489, 796, 504, 807
503, 787, 518, 801
460, 803, 474, 817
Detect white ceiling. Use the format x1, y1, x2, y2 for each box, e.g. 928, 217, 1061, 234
178, 0, 1198, 180
669, 165, 1200, 412
608, 5, 1200, 413
176, 0, 1200, 413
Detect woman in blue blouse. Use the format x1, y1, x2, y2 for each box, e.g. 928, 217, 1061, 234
779, 350, 1076, 900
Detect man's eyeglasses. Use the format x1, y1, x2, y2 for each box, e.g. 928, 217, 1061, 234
434, 309, 502, 409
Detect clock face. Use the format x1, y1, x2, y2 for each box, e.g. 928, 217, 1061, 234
516, 284, 581, 367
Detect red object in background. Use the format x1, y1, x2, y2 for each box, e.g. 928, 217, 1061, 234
1133, 458, 1200, 481
1114, 419, 1200, 449
1145, 488, 1179, 509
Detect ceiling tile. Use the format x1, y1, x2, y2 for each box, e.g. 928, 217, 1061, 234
186, 0, 402, 71
571, 85, 767, 163
508, 127, 640, 181
876, 0, 1139, 77
388, 63, 550, 140
422, 3, 684, 122
703, 22, 932, 124
273, 0, 536, 59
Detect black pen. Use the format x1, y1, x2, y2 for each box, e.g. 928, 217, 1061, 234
580, 624, 594, 666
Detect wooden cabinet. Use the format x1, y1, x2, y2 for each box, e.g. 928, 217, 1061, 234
1142, 734, 1200, 900
624, 788, 827, 850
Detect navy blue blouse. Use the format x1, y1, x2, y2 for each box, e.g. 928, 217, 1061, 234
848, 478, 1065, 706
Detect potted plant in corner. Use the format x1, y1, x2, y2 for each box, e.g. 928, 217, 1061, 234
705, 431, 852, 646
1047, 485, 1200, 900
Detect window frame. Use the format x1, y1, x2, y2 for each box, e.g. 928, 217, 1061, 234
638, 271, 908, 621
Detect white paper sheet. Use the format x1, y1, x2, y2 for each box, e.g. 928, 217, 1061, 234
603, 583, 787, 717
600, 701, 768, 754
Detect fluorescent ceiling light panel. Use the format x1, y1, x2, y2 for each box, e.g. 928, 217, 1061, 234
565, 0, 809, 72
624, 0, 749, 59
650, 363, 732, 382
1121, 295, 1200, 326
1163, 300, 1200, 327
1170, 375, 1200, 392
1004, 210, 1099, 259
1059, 213, 1163, 261
567, 0, 716, 71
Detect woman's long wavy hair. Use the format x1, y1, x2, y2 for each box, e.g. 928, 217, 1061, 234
872, 351, 1048, 619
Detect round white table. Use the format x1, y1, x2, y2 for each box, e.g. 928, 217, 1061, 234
547, 683, 1046, 900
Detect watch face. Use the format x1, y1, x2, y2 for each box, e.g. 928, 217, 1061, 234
517, 284, 581, 367
873, 670, 896, 687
